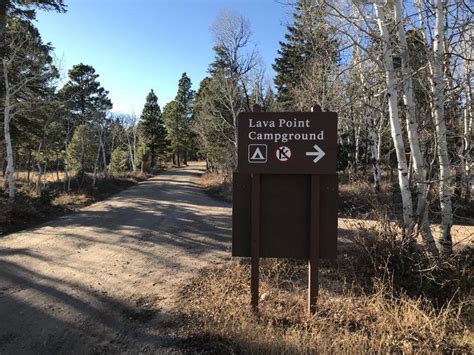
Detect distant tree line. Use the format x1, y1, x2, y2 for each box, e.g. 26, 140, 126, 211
0, 0, 197, 202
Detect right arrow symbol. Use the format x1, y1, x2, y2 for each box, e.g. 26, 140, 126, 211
306, 144, 326, 163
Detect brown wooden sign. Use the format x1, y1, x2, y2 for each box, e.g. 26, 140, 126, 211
232, 173, 337, 259
232, 105, 338, 315
237, 110, 337, 174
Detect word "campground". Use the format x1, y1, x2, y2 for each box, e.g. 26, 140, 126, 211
248, 131, 325, 143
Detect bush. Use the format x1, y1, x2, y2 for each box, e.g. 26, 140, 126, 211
109, 148, 129, 173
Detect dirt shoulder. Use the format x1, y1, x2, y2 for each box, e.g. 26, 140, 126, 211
0, 162, 231, 353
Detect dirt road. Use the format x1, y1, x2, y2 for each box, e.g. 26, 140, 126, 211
0, 164, 231, 353
1, 164, 472, 353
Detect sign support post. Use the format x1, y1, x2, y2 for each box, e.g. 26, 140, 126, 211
308, 175, 320, 314
250, 174, 261, 313
250, 105, 262, 314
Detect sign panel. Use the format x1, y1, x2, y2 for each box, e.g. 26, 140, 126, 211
237, 111, 337, 174
232, 173, 338, 259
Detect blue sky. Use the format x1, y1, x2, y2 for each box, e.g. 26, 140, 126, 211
35, 0, 291, 114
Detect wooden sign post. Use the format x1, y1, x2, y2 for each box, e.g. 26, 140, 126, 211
250, 172, 260, 312
233, 105, 338, 315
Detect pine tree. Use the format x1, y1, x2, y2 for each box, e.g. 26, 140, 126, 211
109, 147, 128, 173
192, 77, 235, 173
59, 64, 112, 123
0, 0, 66, 65
139, 89, 167, 168
58, 64, 111, 184
162, 100, 181, 166
1, 17, 58, 199
273, 0, 338, 110
0, 0, 66, 115
166, 73, 194, 166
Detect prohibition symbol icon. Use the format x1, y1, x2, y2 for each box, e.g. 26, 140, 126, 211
276, 146, 291, 162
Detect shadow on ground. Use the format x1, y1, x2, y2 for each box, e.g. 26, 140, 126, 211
0, 167, 232, 353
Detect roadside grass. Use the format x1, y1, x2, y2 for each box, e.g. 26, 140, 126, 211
200, 172, 232, 202
0, 171, 151, 236
182, 174, 473, 353
178, 220, 473, 353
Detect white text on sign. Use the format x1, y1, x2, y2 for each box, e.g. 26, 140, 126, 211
249, 118, 311, 128
248, 131, 324, 143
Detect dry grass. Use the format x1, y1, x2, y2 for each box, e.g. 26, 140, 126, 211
179, 257, 472, 353
0, 171, 66, 184
200, 172, 232, 202
50, 193, 91, 208
178, 213, 473, 353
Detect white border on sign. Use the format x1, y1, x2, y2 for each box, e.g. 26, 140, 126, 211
248, 144, 267, 163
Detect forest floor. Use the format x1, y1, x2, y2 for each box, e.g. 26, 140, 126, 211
0, 163, 472, 353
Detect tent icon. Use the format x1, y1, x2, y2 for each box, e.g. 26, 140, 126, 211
248, 144, 267, 163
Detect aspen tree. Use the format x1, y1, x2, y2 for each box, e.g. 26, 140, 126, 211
432, 0, 453, 255
373, 0, 414, 230
393, 0, 438, 255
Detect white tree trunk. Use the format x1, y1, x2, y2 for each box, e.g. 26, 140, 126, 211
64, 119, 71, 192
358, 69, 380, 190
374, 0, 414, 230
366, 107, 380, 191
92, 136, 101, 188
99, 127, 108, 178
432, 0, 453, 255
394, 0, 438, 255
126, 128, 136, 173
132, 126, 137, 173
35, 142, 43, 194
354, 123, 361, 173
3, 58, 15, 201
461, 32, 472, 200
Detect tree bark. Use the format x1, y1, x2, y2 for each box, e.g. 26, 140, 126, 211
26, 147, 32, 183
461, 32, 472, 201
374, 0, 414, 231
3, 58, 15, 201
92, 137, 101, 188
64, 118, 71, 192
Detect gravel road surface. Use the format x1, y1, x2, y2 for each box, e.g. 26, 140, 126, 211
0, 164, 231, 353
